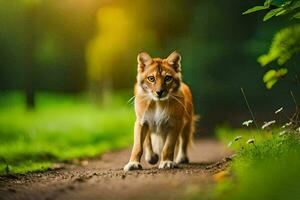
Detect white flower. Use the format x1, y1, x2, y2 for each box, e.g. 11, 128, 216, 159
262, 120, 276, 129
286, 122, 292, 126
281, 122, 292, 129
279, 131, 286, 136
242, 120, 253, 126
234, 136, 242, 142
275, 107, 283, 114
246, 138, 255, 144
297, 127, 300, 132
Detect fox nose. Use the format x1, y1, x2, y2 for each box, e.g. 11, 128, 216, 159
156, 90, 164, 98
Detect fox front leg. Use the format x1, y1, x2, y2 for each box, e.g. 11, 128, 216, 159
123, 121, 148, 171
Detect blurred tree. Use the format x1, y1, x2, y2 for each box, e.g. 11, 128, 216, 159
0, 1, 27, 90
23, 0, 41, 109
0, 0, 101, 93
86, 0, 195, 103
86, 5, 156, 103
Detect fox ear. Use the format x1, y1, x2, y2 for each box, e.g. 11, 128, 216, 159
166, 51, 181, 72
137, 52, 153, 72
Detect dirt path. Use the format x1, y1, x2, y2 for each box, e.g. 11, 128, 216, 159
0, 139, 231, 200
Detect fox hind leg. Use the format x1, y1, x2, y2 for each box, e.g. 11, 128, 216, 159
175, 122, 193, 164
144, 133, 159, 165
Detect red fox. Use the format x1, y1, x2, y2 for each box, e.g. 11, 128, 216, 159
124, 51, 196, 171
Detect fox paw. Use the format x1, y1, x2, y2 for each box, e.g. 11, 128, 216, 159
145, 153, 159, 165
123, 162, 142, 172
176, 156, 189, 164
158, 161, 178, 169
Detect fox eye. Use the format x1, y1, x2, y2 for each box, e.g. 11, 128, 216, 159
164, 75, 173, 83
147, 76, 155, 82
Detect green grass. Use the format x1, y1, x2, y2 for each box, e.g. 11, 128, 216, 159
190, 127, 300, 200
0, 91, 135, 175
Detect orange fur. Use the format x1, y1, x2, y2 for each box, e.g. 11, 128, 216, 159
123, 51, 196, 171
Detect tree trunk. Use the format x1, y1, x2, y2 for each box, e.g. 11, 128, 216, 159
24, 4, 37, 110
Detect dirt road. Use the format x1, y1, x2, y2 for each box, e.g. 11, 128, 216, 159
0, 139, 231, 200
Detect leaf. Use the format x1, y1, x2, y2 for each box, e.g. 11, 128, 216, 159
270, 0, 286, 7
258, 25, 300, 66
263, 68, 288, 89
243, 5, 269, 15
264, 0, 272, 7
277, 68, 288, 76
266, 79, 277, 89
290, 0, 300, 9
276, 9, 288, 16
263, 7, 284, 21
263, 70, 277, 83
277, 1, 300, 17
292, 12, 300, 19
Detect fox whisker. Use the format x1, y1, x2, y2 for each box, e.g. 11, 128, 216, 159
127, 94, 150, 106
127, 96, 136, 105
170, 95, 191, 118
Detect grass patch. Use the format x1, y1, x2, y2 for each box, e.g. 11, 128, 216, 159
190, 127, 300, 200
0, 91, 135, 175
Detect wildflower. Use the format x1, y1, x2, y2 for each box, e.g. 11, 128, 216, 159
262, 120, 276, 129
234, 136, 242, 142
246, 138, 255, 144
242, 120, 253, 126
275, 107, 283, 114
281, 122, 292, 129
286, 122, 292, 126
279, 131, 286, 136
297, 127, 300, 132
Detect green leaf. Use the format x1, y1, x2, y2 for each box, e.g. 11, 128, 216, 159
276, 9, 287, 16
243, 5, 270, 15
264, 0, 272, 7
270, 0, 286, 7
266, 79, 277, 89
277, 68, 288, 76
292, 12, 300, 19
263, 68, 288, 89
258, 25, 300, 66
263, 70, 277, 83
263, 7, 284, 21
290, 1, 300, 9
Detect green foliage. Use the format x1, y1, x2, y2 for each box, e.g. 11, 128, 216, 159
0, 92, 134, 175
243, 0, 300, 21
243, 5, 270, 15
258, 25, 300, 66
259, 24, 300, 88
216, 128, 300, 200
263, 68, 288, 88
293, 11, 300, 18
191, 127, 300, 200
243, 0, 300, 89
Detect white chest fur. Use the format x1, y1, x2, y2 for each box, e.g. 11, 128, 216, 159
141, 103, 170, 133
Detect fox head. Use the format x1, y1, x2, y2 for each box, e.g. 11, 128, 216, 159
136, 51, 182, 101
